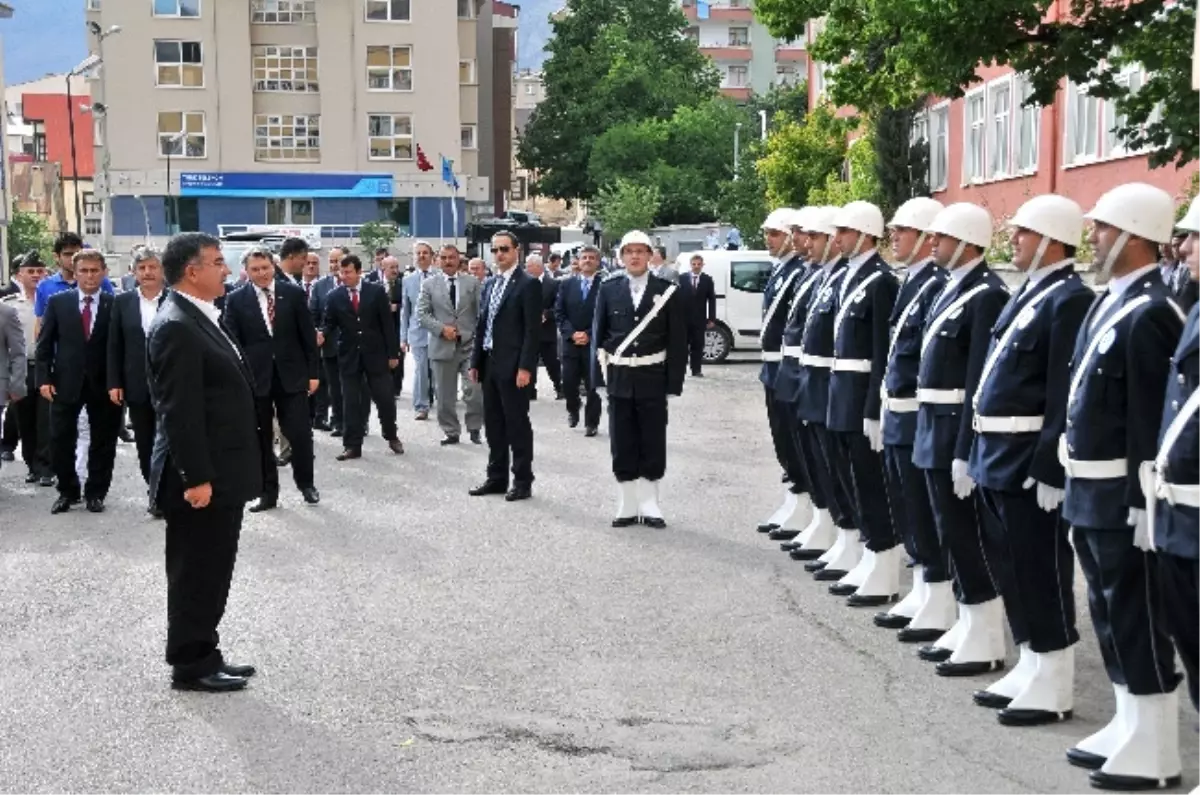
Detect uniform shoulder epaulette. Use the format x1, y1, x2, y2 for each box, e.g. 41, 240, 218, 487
602, 270, 627, 283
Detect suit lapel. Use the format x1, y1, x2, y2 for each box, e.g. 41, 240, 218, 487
495, 269, 520, 317
172, 294, 254, 387
1177, 306, 1199, 362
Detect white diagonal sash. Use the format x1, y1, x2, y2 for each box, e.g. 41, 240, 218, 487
920, 283, 992, 355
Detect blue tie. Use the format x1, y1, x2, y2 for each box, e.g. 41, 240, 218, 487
580, 276, 589, 301
483, 277, 506, 350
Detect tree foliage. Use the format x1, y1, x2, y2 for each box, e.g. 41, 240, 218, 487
808, 129, 882, 207
755, 0, 1198, 166
757, 103, 853, 209
357, 220, 399, 256
874, 104, 929, 221
9, 207, 53, 267
594, 179, 662, 246
516, 0, 719, 200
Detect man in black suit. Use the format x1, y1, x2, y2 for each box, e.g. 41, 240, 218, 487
224, 248, 321, 509
36, 250, 122, 514
468, 231, 542, 501
525, 255, 563, 400
106, 246, 166, 515
311, 247, 345, 434
677, 253, 717, 377
555, 245, 603, 435
275, 236, 308, 286
148, 232, 262, 693
320, 254, 404, 460
380, 255, 406, 398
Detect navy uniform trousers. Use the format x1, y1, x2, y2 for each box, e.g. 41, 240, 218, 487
883, 443, 947, 582
776, 397, 812, 496
809, 422, 857, 529
978, 487, 1077, 652
924, 470, 997, 604
1158, 553, 1198, 709
829, 432, 894, 551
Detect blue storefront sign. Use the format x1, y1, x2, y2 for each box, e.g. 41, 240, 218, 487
179, 172, 394, 199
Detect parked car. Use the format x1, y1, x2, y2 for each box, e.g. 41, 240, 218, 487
673, 250, 773, 363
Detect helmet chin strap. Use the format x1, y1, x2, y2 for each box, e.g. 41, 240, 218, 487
1027, 236, 1051, 274
1097, 230, 1130, 284
849, 231, 867, 259
904, 231, 928, 266
821, 237, 835, 264
945, 240, 967, 271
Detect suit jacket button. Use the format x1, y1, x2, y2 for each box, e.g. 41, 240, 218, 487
1179, 373, 1187, 385
1173, 400, 1180, 410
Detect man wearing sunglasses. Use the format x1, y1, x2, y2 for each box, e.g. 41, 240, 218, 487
468, 231, 542, 501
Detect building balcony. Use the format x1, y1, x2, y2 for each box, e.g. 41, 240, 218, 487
682, 4, 754, 22
700, 45, 752, 61
775, 47, 808, 63
720, 86, 751, 100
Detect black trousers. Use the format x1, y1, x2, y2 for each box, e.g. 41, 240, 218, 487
1074, 526, 1181, 696
884, 444, 947, 581
534, 338, 562, 395
1158, 553, 1199, 711
776, 400, 812, 495
15, 365, 49, 477
49, 389, 121, 501
1, 398, 16, 450
254, 386, 315, 495
392, 347, 406, 397
608, 394, 667, 482
342, 367, 397, 450
162, 468, 243, 680
923, 469, 997, 604
322, 356, 343, 431
686, 322, 705, 375
810, 422, 856, 529
794, 421, 829, 511
482, 361, 534, 486
829, 431, 895, 551
764, 386, 789, 476
562, 350, 601, 429
127, 400, 156, 488
978, 487, 1078, 652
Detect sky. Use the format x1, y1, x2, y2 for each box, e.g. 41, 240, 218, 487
2, 0, 555, 88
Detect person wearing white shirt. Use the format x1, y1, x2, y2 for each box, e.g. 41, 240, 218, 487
1, 253, 48, 483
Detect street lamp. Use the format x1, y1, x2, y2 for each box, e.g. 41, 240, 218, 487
164, 130, 187, 233
88, 21, 122, 254
733, 122, 743, 181
66, 53, 102, 236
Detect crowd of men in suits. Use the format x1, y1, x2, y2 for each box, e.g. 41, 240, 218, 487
751, 184, 1198, 791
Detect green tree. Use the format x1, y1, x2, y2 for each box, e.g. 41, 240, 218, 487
516, 0, 719, 201
807, 129, 882, 206
717, 156, 769, 248
357, 220, 398, 257
593, 178, 662, 245
873, 104, 929, 221
8, 207, 53, 267
757, 103, 853, 209
755, 0, 1198, 166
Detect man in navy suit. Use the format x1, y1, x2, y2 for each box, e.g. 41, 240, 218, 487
676, 254, 716, 377
555, 245, 604, 435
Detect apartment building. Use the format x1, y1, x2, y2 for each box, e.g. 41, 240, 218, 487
680, 0, 806, 100
86, 0, 496, 255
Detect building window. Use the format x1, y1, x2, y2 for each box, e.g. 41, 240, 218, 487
461, 124, 477, 150
684, 27, 699, 43
524, 83, 537, 96
1104, 65, 1145, 159
367, 113, 413, 160
157, 111, 206, 158
154, 40, 204, 88
930, 103, 949, 191
365, 0, 410, 22
987, 80, 1011, 178
32, 131, 47, 162
153, 0, 200, 17
255, 114, 320, 161
251, 0, 316, 23
727, 65, 748, 88
1015, 75, 1039, 173
84, 218, 102, 235
1066, 81, 1100, 164
728, 26, 749, 46
366, 46, 413, 91
83, 191, 102, 215
775, 64, 798, 86
459, 59, 477, 85
378, 198, 412, 232
266, 198, 312, 225
87, 0, 101, 10
166, 197, 200, 232
457, 0, 475, 18
252, 46, 319, 92
963, 90, 985, 183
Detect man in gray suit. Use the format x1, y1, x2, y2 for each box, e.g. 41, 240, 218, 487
651, 245, 679, 283
418, 244, 483, 445
0, 294, 29, 471
401, 242, 435, 420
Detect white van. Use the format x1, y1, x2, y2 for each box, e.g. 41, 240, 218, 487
674, 250, 774, 363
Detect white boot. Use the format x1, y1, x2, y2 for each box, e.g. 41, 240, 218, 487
816, 527, 850, 565
795, 508, 836, 553
976, 643, 1036, 706
1092, 689, 1182, 789
920, 603, 967, 658
886, 564, 926, 620
637, 478, 665, 527
832, 548, 875, 593
612, 481, 639, 526
902, 580, 958, 641
816, 534, 863, 580
1069, 684, 1130, 769
848, 545, 902, 603
999, 646, 1074, 725
780, 492, 814, 531
939, 597, 1005, 674
759, 489, 797, 530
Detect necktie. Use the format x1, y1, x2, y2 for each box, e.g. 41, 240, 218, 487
449, 278, 457, 309
484, 277, 506, 350
81, 295, 93, 340
263, 287, 275, 328
350, 288, 360, 313
581, 277, 589, 301
692, 274, 699, 289
305, 281, 312, 302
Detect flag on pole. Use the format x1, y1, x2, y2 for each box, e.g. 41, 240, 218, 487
440, 155, 460, 191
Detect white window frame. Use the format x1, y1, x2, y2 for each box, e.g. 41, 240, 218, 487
986, 77, 1013, 179
524, 83, 537, 96
252, 45, 320, 92
1015, 74, 1039, 174
365, 0, 410, 23
157, 110, 206, 159
1065, 80, 1101, 166
251, 0, 317, 23
154, 40, 204, 89
152, 0, 200, 18
929, 102, 949, 192
367, 113, 414, 161
459, 59, 477, 86
254, 113, 320, 162
1104, 64, 1145, 159
962, 87, 986, 184
728, 26, 749, 46
727, 65, 749, 88
461, 124, 477, 150
87, 0, 102, 10
366, 45, 413, 92
457, 0, 476, 19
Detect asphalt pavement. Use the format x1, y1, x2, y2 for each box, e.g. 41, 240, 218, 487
0, 357, 1196, 793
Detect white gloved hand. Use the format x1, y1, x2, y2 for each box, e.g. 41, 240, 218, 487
863, 418, 883, 452
1128, 508, 1152, 551
1023, 476, 1065, 512
951, 459, 976, 500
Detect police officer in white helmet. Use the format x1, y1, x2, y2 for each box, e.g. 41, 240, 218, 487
1061, 182, 1186, 791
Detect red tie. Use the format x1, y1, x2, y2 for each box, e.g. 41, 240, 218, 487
350, 288, 359, 313
81, 295, 93, 341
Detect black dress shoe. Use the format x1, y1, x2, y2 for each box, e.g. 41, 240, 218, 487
584, 426, 598, 437
441, 435, 460, 446
791, 547, 824, 560
275, 452, 292, 467
149, 503, 165, 519
768, 528, 800, 541
1088, 770, 1180, 791
898, 626, 946, 643
568, 414, 580, 429
555, 390, 565, 400
612, 516, 639, 528
85, 498, 105, 513
301, 487, 320, 505
51, 496, 74, 514
118, 428, 135, 444
38, 475, 55, 487
828, 582, 858, 596
222, 662, 257, 678
997, 707, 1072, 727
505, 485, 532, 502
469, 480, 508, 497
469, 429, 482, 444
756, 522, 778, 533
641, 516, 667, 529
874, 612, 911, 629
935, 659, 1004, 677
847, 592, 897, 607
25, 472, 38, 484
0, 449, 13, 462
336, 448, 362, 461
803, 558, 828, 571
171, 671, 247, 693
331, 428, 343, 438
1066, 747, 1108, 771
972, 689, 1013, 709
388, 439, 405, 455
917, 644, 953, 662
313, 420, 332, 432
249, 496, 278, 513
813, 567, 848, 581
692, 372, 704, 378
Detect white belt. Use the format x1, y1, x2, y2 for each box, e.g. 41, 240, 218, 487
917, 388, 965, 405
761, 351, 784, 362
783, 345, 805, 359
800, 354, 834, 369
1058, 435, 1127, 479
832, 358, 872, 373
608, 350, 667, 367
1158, 480, 1200, 508
884, 396, 920, 413
973, 414, 1044, 433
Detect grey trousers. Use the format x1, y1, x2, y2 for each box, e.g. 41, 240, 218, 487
432, 354, 482, 438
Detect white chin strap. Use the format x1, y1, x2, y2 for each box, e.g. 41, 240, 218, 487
904, 232, 928, 266
849, 232, 867, 259
946, 240, 968, 270
1027, 236, 1052, 274
1097, 230, 1131, 284
821, 237, 835, 263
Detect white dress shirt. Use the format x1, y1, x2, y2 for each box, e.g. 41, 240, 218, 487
1090, 262, 1160, 330
78, 289, 101, 337
947, 256, 985, 286
627, 272, 649, 305
138, 290, 163, 336
256, 281, 275, 336
839, 248, 878, 302
1026, 257, 1075, 285
175, 291, 243, 360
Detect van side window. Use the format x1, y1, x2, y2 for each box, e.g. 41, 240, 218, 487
730, 260, 773, 293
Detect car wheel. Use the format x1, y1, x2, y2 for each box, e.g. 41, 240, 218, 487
704, 325, 732, 364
